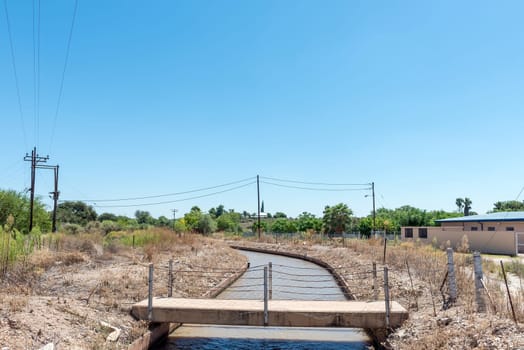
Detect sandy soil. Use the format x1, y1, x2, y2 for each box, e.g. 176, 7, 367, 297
0, 236, 246, 350
1, 235, 522, 350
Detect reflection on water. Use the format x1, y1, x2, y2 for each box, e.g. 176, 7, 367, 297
155, 250, 371, 349
162, 337, 368, 350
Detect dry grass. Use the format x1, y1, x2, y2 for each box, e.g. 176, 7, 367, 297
235, 235, 524, 349
0, 295, 29, 312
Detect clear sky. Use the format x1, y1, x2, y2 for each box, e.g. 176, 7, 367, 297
1, 0, 524, 219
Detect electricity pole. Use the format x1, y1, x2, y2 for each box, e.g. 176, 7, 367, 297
23, 147, 49, 232
172, 209, 178, 234
257, 175, 261, 240
372, 182, 376, 238
49, 165, 59, 232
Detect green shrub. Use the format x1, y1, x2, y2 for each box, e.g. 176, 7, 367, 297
62, 223, 83, 235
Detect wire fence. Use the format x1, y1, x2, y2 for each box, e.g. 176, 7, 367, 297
140, 248, 524, 326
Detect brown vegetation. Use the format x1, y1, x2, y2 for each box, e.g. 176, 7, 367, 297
1, 227, 522, 349
0, 229, 246, 349
231, 234, 524, 349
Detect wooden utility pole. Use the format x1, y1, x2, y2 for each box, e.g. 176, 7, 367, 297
50, 165, 59, 232
257, 175, 261, 240
372, 182, 376, 237
23, 147, 49, 232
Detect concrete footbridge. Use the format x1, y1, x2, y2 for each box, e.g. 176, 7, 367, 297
132, 297, 408, 329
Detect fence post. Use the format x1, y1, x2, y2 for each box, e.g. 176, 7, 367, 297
500, 260, 518, 324
264, 266, 268, 326
383, 266, 390, 330
373, 262, 378, 301
383, 238, 387, 265
268, 262, 273, 300
473, 252, 485, 312
148, 263, 154, 321
168, 259, 173, 298
446, 248, 457, 303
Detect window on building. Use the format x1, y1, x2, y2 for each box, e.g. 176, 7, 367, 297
418, 228, 428, 239
487, 227, 495, 231
506, 227, 514, 231
470, 227, 478, 231
405, 228, 413, 238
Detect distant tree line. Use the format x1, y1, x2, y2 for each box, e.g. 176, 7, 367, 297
2, 187, 524, 236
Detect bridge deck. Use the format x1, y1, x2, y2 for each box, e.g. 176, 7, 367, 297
132, 298, 408, 329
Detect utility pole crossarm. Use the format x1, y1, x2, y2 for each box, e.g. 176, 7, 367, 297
23, 147, 59, 233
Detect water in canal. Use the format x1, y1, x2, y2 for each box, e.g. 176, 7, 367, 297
155, 250, 371, 349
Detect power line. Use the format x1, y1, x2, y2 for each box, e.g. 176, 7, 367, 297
90, 181, 256, 208
261, 180, 371, 192
514, 185, 524, 201
32, 0, 41, 148
3, 0, 28, 149
49, 0, 79, 152
260, 176, 369, 187
64, 177, 256, 202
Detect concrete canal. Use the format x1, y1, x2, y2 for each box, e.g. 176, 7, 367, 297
154, 250, 371, 349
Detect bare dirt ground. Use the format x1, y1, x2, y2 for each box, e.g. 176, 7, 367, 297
1, 233, 523, 350
0, 235, 246, 350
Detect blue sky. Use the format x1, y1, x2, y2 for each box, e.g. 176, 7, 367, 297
1, 0, 524, 219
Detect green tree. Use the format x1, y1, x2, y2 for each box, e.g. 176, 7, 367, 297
322, 203, 353, 235
296, 212, 322, 233
135, 210, 154, 225
492, 200, 524, 212
455, 197, 473, 216
157, 215, 171, 227
456, 198, 464, 213
358, 216, 373, 237
216, 211, 241, 232
271, 218, 293, 233
0, 190, 50, 233
174, 219, 188, 233
251, 220, 268, 233
116, 215, 137, 229
184, 206, 202, 231
57, 201, 97, 226
261, 201, 265, 213
464, 197, 472, 216
274, 212, 287, 218
196, 214, 217, 235
98, 212, 118, 222
209, 204, 225, 219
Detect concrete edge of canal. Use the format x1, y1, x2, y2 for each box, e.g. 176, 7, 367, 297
229, 244, 402, 349
127, 261, 250, 350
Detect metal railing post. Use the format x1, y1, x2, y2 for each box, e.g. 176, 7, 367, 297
148, 263, 154, 321
168, 259, 173, 297
446, 248, 457, 303
264, 266, 268, 326
268, 262, 273, 300
373, 262, 378, 301
383, 266, 390, 329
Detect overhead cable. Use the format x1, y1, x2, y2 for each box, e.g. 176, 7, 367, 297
49, 0, 79, 153
260, 176, 369, 186
87, 181, 256, 208
65, 176, 256, 202
261, 180, 370, 192
3, 0, 28, 148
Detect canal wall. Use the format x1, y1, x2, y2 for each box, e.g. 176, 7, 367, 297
230, 244, 391, 349
229, 245, 356, 300
128, 261, 249, 350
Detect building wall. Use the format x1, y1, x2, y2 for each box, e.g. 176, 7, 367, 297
401, 226, 518, 255
441, 221, 524, 232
